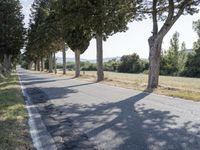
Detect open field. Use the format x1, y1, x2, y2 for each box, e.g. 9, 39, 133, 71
56, 70, 200, 101
0, 74, 33, 150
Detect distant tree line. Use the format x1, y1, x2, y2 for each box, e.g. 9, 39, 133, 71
54, 53, 148, 74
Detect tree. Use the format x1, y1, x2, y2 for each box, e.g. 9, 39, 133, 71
183, 47, 200, 77
104, 59, 120, 72
65, 27, 91, 77
62, 43, 67, 74
182, 19, 200, 77
47, 0, 68, 74
160, 32, 179, 75
137, 0, 200, 89
193, 20, 200, 50
88, 0, 136, 81
118, 53, 145, 73
0, 0, 25, 76
25, 0, 50, 71
178, 42, 187, 75
25, 0, 63, 73
56, 0, 92, 77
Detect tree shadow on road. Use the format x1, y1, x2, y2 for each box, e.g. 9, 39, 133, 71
23, 76, 200, 150
57, 92, 200, 150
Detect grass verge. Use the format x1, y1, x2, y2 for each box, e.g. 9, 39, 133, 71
0, 74, 33, 150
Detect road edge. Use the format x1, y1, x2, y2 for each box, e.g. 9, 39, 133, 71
17, 69, 57, 150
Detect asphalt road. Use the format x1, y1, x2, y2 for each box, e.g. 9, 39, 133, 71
18, 68, 200, 150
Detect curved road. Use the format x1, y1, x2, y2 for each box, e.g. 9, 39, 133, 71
18, 68, 200, 150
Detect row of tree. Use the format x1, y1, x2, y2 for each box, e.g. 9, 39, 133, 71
23, 0, 200, 89
0, 0, 25, 76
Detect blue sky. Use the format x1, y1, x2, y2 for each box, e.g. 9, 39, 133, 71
20, 0, 200, 59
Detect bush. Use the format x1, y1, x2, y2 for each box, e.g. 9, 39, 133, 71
118, 53, 148, 73
182, 48, 200, 77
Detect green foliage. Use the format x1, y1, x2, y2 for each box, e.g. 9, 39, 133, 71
104, 59, 120, 72
25, 0, 62, 64
182, 48, 200, 77
193, 20, 200, 38
81, 62, 97, 71
137, 0, 200, 21
118, 53, 148, 73
160, 32, 187, 76
182, 20, 200, 78
54, 0, 92, 53
57, 61, 96, 71
178, 42, 188, 74
87, 0, 136, 38
0, 0, 25, 72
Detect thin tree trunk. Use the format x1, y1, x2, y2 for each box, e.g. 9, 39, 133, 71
96, 33, 104, 82
28, 62, 32, 70
48, 52, 53, 73
2, 54, 12, 76
0, 63, 2, 75
62, 43, 67, 74
2, 54, 8, 76
41, 58, 44, 71
75, 49, 80, 77
147, 37, 163, 89
53, 52, 57, 74
36, 59, 40, 71
8, 55, 12, 73
34, 61, 37, 71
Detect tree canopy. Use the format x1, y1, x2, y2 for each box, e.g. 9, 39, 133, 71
0, 0, 25, 75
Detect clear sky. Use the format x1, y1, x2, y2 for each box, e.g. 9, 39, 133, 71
20, 0, 200, 59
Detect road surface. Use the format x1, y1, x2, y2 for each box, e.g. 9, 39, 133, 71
18, 68, 200, 150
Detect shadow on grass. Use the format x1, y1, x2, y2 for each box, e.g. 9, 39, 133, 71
0, 81, 19, 88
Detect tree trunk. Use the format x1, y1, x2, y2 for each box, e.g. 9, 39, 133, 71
48, 52, 53, 73
8, 55, 12, 73
62, 43, 67, 74
2, 54, 8, 76
147, 37, 163, 89
34, 61, 37, 71
36, 59, 40, 71
75, 49, 80, 77
53, 52, 57, 74
96, 33, 104, 82
0, 63, 2, 75
41, 58, 44, 71
28, 62, 32, 70
2, 54, 12, 76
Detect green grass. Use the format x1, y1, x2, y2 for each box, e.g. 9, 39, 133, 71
57, 70, 200, 101
0, 74, 33, 150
